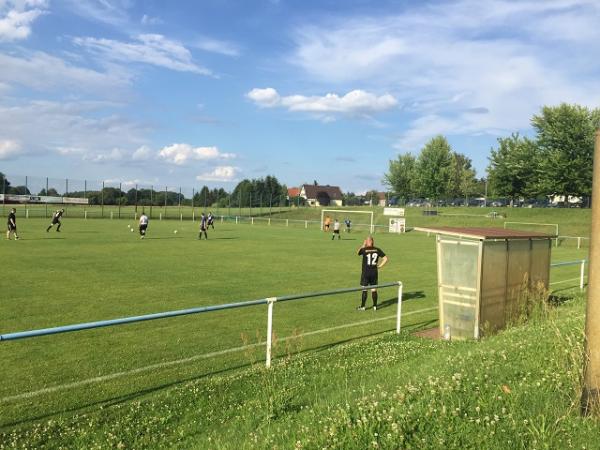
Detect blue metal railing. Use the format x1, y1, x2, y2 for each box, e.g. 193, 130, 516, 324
0, 282, 402, 342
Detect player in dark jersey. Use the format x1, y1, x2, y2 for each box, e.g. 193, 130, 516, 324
6, 208, 19, 240
357, 236, 388, 311
198, 212, 208, 240
344, 218, 352, 233
46, 208, 65, 232
207, 212, 215, 229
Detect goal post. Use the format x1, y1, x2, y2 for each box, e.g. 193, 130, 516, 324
321, 209, 374, 233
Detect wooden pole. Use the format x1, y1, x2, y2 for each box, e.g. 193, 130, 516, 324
582, 128, 600, 416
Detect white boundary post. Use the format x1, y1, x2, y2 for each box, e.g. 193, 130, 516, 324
221, 216, 224, 223
84, 210, 87, 220
286, 219, 289, 227
581, 260, 587, 290
180, 213, 183, 221
396, 281, 403, 334
110, 211, 113, 219
268, 218, 271, 226
265, 297, 277, 368
236, 216, 238, 224
26, 209, 29, 219
305, 220, 308, 228
252, 217, 254, 225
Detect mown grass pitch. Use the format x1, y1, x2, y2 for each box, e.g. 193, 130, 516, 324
0, 212, 589, 434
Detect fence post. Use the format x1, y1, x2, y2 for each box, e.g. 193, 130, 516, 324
581, 260, 587, 290
252, 217, 254, 225
160, 213, 162, 221
268, 218, 271, 226
396, 282, 403, 334
110, 211, 113, 220
266, 297, 277, 368
305, 220, 308, 229
579, 237, 582, 249
286, 219, 289, 227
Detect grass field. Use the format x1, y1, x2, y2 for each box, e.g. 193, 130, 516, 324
0, 208, 593, 448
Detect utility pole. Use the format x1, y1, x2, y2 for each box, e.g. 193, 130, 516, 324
582, 128, 600, 416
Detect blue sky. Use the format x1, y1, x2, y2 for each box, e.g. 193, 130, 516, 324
1, 0, 599, 194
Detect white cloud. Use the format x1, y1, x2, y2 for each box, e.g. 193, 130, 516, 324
0, 51, 130, 93
84, 147, 124, 163
196, 166, 239, 182
63, 0, 130, 26
0, 0, 48, 42
247, 88, 397, 119
73, 34, 212, 75
0, 139, 22, 159
131, 145, 152, 161
194, 37, 240, 57
158, 143, 235, 165
141, 14, 162, 25
0, 100, 149, 161
289, 0, 600, 150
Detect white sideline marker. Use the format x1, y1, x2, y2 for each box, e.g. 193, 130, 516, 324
0, 307, 438, 403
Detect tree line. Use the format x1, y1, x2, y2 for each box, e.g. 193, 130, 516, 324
384, 103, 600, 204
0, 173, 289, 208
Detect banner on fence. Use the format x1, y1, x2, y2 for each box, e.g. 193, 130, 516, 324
0, 194, 89, 205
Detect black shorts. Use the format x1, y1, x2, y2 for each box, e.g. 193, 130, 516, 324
333, 229, 340, 234
139, 224, 148, 232
361, 272, 378, 286
7, 224, 16, 231
51, 219, 60, 225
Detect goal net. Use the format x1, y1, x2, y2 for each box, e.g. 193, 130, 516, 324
321, 209, 374, 233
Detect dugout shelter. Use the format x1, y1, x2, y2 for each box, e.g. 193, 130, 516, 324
416, 227, 554, 340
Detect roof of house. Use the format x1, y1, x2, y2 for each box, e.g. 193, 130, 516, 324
288, 187, 300, 197
301, 184, 343, 200
414, 226, 555, 240
377, 192, 387, 200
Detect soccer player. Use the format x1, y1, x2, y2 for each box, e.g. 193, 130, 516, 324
344, 218, 352, 233
198, 212, 208, 240
139, 212, 149, 239
324, 215, 331, 231
46, 208, 65, 232
357, 236, 388, 311
6, 208, 19, 240
207, 212, 215, 229
332, 219, 341, 240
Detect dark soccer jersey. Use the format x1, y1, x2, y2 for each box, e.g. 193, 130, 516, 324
53, 210, 63, 220
7, 212, 16, 226
358, 247, 386, 275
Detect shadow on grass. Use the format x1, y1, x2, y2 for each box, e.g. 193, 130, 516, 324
375, 291, 426, 310
1, 317, 437, 429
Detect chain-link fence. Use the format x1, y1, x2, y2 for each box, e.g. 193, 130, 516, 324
0, 174, 297, 220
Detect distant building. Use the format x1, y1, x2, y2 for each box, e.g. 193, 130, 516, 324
377, 192, 387, 207
300, 184, 343, 207
287, 187, 300, 200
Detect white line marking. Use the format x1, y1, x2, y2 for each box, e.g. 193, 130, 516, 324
1, 306, 438, 403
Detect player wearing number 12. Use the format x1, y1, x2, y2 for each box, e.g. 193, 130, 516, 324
357, 236, 388, 311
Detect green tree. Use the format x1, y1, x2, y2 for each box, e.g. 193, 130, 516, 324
532, 103, 599, 197
0, 172, 11, 193
447, 152, 477, 204
383, 153, 416, 202
487, 133, 539, 202
415, 136, 453, 200
38, 188, 60, 196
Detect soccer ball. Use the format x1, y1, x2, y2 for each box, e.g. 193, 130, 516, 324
130, 228, 134, 232
174, 230, 178, 234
